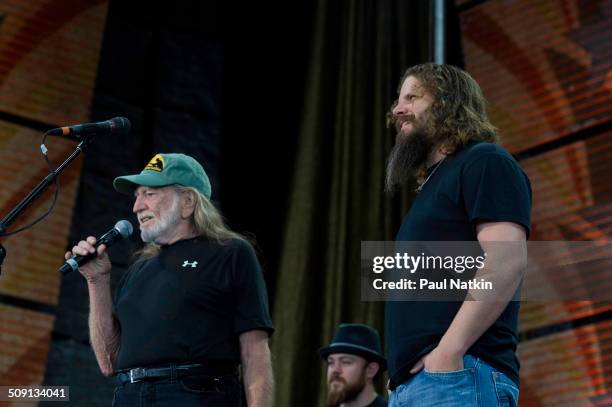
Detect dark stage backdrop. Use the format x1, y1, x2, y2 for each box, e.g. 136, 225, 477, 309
267, 1, 463, 405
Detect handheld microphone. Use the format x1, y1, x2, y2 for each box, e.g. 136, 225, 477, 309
46, 117, 131, 140
59, 220, 133, 275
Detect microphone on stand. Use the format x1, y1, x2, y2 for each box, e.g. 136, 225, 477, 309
46, 117, 131, 141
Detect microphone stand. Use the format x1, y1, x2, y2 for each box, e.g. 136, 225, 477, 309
0, 136, 94, 275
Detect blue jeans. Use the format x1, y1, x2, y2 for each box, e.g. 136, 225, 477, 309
112, 374, 241, 407
389, 355, 519, 407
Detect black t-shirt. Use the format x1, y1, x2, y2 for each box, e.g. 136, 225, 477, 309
366, 395, 388, 407
113, 237, 274, 370
385, 141, 532, 389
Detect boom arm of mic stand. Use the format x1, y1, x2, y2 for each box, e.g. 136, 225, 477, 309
0, 138, 91, 274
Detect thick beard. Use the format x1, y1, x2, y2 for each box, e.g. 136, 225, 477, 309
385, 124, 434, 194
326, 372, 367, 407
140, 194, 182, 243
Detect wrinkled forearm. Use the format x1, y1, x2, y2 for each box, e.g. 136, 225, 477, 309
87, 279, 120, 376
243, 350, 273, 406
241, 333, 274, 407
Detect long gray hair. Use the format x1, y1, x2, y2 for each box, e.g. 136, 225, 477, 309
135, 185, 244, 260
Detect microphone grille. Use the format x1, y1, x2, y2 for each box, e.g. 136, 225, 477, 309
110, 117, 131, 135
114, 220, 134, 238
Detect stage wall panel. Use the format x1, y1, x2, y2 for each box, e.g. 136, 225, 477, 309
460, 0, 611, 405
0, 0, 108, 401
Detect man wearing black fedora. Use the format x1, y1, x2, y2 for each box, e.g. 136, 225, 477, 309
320, 324, 388, 407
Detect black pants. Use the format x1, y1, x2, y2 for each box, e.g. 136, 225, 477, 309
112, 374, 241, 407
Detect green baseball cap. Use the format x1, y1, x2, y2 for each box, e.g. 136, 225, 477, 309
113, 153, 212, 198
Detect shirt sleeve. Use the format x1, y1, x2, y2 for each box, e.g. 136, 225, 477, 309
462, 152, 532, 237
231, 240, 275, 336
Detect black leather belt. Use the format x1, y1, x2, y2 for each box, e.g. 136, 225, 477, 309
115, 363, 236, 385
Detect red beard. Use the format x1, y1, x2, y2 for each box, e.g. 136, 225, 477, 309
326, 373, 366, 406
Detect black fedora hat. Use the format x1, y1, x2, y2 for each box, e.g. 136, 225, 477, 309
319, 323, 386, 371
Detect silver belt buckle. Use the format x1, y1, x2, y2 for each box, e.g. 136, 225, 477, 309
130, 367, 146, 383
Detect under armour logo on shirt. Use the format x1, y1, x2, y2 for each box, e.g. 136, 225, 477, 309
182, 260, 198, 268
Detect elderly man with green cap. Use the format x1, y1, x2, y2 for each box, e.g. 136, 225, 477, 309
66, 153, 274, 407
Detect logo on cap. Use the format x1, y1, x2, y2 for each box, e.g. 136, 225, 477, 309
144, 154, 164, 172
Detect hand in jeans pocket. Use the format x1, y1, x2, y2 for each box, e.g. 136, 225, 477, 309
410, 345, 465, 374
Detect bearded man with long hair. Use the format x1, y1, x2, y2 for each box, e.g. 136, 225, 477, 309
384, 64, 531, 407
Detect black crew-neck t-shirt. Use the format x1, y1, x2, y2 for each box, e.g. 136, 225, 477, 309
385, 141, 532, 389
367, 395, 388, 406
113, 238, 274, 370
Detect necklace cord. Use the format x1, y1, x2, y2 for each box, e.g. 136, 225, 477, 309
415, 157, 445, 193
